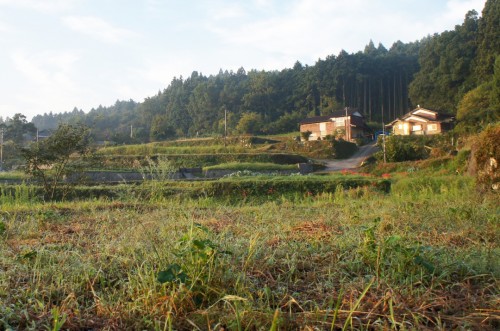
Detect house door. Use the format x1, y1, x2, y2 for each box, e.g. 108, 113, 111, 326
319, 123, 326, 138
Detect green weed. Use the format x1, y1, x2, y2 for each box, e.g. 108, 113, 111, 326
0, 172, 497, 330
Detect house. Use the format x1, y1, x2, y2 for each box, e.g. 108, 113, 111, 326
386, 106, 455, 135
299, 108, 370, 141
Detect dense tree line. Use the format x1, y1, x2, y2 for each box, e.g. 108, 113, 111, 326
30, 0, 498, 142
32, 42, 420, 143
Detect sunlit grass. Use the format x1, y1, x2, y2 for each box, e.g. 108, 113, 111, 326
0, 170, 26, 180
0, 174, 498, 329
204, 162, 297, 171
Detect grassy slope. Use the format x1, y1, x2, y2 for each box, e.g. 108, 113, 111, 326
0, 174, 498, 330
95, 135, 341, 171
203, 162, 297, 171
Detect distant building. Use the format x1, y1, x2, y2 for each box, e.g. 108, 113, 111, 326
35, 129, 52, 141
386, 107, 455, 135
299, 108, 370, 141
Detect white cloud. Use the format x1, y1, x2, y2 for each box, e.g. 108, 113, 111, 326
137, 54, 201, 86
206, 0, 367, 65
205, 0, 487, 67
0, 103, 17, 118
11, 50, 79, 85
0, 20, 11, 33
62, 16, 139, 43
442, 0, 485, 23
212, 5, 246, 21
8, 50, 84, 116
0, 0, 78, 13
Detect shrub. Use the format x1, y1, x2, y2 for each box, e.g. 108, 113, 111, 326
300, 130, 312, 141
377, 135, 429, 162
20, 124, 97, 200
470, 124, 500, 190
331, 139, 358, 159
207, 176, 391, 198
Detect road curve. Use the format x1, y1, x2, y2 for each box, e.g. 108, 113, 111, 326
316, 142, 379, 172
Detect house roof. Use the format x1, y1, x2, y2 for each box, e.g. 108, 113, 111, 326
386, 107, 454, 126
300, 115, 332, 125
350, 115, 371, 130
300, 108, 363, 125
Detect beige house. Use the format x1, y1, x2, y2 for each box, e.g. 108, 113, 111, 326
387, 107, 454, 135
299, 109, 370, 141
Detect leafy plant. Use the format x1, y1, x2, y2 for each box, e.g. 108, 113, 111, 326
157, 223, 232, 307
376, 135, 429, 162
0, 220, 6, 236
330, 138, 358, 159
139, 156, 176, 201
300, 130, 312, 141
360, 218, 436, 280
157, 263, 189, 284
50, 307, 67, 331
20, 123, 96, 200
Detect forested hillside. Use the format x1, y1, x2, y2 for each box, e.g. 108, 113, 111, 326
30, 0, 498, 142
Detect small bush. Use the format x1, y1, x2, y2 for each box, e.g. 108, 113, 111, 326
207, 176, 391, 199
471, 124, 500, 190
331, 139, 358, 159
300, 130, 312, 141
453, 149, 471, 174
377, 135, 429, 162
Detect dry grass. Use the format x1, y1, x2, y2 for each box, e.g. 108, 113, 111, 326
0, 175, 498, 330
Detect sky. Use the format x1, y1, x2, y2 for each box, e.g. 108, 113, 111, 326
0, 0, 487, 121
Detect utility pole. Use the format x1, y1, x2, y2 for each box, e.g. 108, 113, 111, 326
0, 128, 4, 171
130, 125, 133, 139
344, 107, 350, 141
382, 122, 387, 164
382, 102, 387, 164
224, 106, 227, 147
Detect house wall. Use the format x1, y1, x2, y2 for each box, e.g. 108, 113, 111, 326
300, 122, 336, 140
425, 122, 442, 135
392, 121, 443, 135
351, 127, 365, 139
300, 116, 367, 141
300, 123, 321, 140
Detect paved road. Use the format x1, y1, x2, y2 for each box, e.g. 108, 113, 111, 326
316, 142, 379, 172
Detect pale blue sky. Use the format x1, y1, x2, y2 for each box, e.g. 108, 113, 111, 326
0, 0, 487, 120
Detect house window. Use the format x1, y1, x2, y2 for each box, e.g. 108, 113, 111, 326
334, 117, 345, 126
398, 124, 403, 129
412, 125, 422, 131
428, 124, 437, 131
320, 123, 326, 131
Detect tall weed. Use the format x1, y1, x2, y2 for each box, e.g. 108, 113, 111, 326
0, 183, 35, 206
392, 174, 474, 197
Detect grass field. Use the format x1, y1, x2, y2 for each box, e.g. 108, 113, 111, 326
0, 171, 498, 330
203, 162, 297, 171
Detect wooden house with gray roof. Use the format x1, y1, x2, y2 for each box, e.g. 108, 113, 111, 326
386, 107, 455, 135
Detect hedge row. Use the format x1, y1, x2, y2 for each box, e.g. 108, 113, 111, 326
1, 176, 390, 202
208, 177, 391, 197
98, 136, 280, 154
99, 153, 309, 169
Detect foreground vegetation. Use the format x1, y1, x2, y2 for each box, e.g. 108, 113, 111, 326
0, 170, 498, 330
